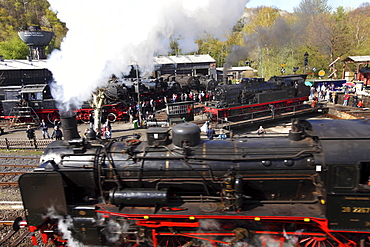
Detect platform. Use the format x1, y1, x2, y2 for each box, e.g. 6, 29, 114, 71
216, 104, 327, 129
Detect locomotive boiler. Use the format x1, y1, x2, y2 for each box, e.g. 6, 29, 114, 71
18, 116, 370, 246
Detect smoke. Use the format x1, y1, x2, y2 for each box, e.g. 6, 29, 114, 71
223, 45, 250, 82
222, 13, 308, 80
100, 218, 130, 244
45, 207, 84, 247
199, 219, 221, 230
46, 0, 249, 112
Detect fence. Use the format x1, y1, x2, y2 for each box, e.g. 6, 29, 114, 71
0, 138, 53, 150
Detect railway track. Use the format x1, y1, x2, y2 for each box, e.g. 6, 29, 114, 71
0, 226, 30, 247
0, 156, 39, 246
0, 156, 39, 186
0, 156, 39, 160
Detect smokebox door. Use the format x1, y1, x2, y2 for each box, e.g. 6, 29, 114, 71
19, 172, 67, 226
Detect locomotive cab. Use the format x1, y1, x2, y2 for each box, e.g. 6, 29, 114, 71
20, 84, 56, 109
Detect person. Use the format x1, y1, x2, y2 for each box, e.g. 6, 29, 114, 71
352, 94, 359, 107
95, 128, 102, 139
200, 121, 209, 133
105, 119, 112, 131
40, 119, 50, 139
53, 119, 60, 127
357, 100, 364, 108
269, 104, 275, 118
206, 126, 215, 140
89, 111, 94, 129
332, 91, 337, 104
309, 86, 315, 100
83, 128, 88, 137
30, 94, 35, 100
150, 98, 156, 112
51, 126, 63, 140
293, 81, 299, 96
256, 126, 266, 137
343, 93, 350, 106
218, 129, 227, 140
311, 95, 318, 108
26, 125, 36, 143
103, 125, 112, 139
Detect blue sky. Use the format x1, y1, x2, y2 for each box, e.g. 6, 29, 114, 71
246, 0, 369, 12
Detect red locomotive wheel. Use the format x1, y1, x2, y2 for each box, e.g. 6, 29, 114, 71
76, 112, 90, 123
106, 112, 117, 122
47, 111, 60, 124
299, 236, 334, 247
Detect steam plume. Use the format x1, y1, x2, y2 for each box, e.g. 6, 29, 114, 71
46, 0, 249, 112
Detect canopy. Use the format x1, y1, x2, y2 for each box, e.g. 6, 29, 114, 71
305, 81, 314, 86
343, 82, 355, 87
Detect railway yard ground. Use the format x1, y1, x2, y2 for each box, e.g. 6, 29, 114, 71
0, 101, 369, 246
0, 101, 369, 141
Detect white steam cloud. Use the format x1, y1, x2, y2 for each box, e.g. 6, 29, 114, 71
46, 0, 249, 112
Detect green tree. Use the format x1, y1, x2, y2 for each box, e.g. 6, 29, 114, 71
242, 7, 281, 34
0, 7, 18, 42
0, 0, 67, 56
293, 0, 332, 15
348, 5, 370, 55
0, 33, 28, 59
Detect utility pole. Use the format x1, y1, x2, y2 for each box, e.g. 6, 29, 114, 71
304, 52, 309, 74
260, 39, 263, 78
135, 63, 142, 124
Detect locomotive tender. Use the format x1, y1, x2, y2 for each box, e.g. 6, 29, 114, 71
19, 116, 370, 246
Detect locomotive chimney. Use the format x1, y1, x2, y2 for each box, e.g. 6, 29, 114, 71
61, 115, 81, 140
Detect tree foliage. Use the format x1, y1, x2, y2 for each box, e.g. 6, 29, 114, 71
197, 0, 370, 79
0, 33, 28, 59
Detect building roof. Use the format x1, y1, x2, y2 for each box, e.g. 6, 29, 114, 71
0, 54, 216, 70
216, 66, 258, 72
342, 56, 370, 63
0, 59, 48, 70
154, 54, 215, 65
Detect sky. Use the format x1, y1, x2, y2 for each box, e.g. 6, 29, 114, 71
246, 0, 369, 12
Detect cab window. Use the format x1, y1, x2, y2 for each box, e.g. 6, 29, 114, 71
333, 166, 356, 188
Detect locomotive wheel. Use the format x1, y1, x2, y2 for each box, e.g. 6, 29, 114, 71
47, 111, 60, 124
77, 112, 90, 123
299, 236, 334, 247
106, 112, 117, 122
156, 236, 195, 247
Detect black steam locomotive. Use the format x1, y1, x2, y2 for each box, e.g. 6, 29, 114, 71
204, 74, 310, 121
19, 116, 370, 246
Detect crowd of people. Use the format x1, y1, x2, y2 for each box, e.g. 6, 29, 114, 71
310, 83, 367, 108
26, 119, 63, 143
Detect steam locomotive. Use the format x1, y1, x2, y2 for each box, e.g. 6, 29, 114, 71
18, 115, 370, 246
204, 75, 310, 121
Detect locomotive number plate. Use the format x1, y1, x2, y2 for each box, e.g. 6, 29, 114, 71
342, 207, 370, 213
